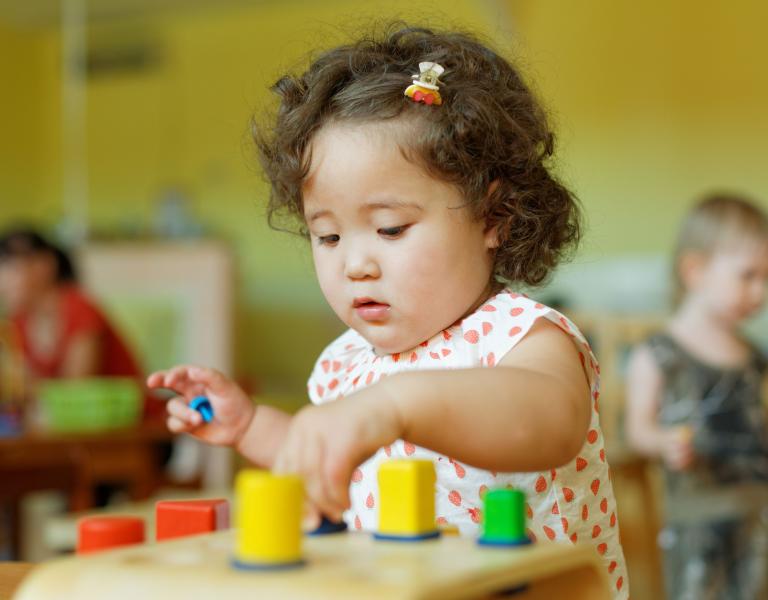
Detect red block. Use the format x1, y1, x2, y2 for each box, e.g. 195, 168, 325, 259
156, 498, 230, 541
77, 516, 145, 554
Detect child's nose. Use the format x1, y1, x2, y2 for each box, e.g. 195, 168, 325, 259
343, 247, 380, 280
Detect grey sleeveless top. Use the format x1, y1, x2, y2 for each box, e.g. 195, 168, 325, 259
647, 332, 768, 499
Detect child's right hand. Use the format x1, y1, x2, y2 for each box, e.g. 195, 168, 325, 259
660, 425, 695, 471
146, 365, 255, 448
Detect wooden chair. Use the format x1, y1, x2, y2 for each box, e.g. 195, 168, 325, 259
569, 311, 666, 600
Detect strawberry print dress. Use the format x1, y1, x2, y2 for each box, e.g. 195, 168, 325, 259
307, 289, 629, 598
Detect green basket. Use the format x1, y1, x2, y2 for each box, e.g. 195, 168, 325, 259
38, 378, 141, 433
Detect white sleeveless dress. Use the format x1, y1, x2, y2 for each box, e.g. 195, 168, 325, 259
307, 289, 629, 598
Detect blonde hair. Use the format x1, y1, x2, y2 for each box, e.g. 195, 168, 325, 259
672, 193, 768, 306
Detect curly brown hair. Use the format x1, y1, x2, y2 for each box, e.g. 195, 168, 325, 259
255, 24, 581, 286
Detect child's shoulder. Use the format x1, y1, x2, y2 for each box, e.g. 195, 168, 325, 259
457, 289, 593, 359
462, 289, 563, 330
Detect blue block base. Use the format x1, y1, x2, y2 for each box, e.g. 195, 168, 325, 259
308, 518, 348, 536
231, 557, 306, 571
477, 536, 533, 547
373, 530, 441, 542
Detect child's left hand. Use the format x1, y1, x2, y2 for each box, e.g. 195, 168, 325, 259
272, 383, 404, 522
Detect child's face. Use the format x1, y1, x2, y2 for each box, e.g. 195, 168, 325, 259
302, 122, 498, 354
685, 238, 768, 323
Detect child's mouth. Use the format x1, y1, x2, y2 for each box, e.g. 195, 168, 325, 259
353, 297, 391, 322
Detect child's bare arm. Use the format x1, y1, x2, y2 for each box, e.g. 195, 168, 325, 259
234, 403, 293, 467
625, 346, 693, 469
386, 319, 591, 472
273, 319, 593, 519
625, 345, 664, 456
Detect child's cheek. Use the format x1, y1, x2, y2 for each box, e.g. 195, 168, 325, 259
313, 260, 345, 313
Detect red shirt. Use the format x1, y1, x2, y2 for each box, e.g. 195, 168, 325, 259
12, 285, 162, 418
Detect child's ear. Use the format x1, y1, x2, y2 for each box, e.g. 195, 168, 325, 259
484, 180, 501, 250
678, 250, 709, 289
484, 223, 501, 250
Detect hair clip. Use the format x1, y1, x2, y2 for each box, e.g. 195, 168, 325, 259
404, 62, 445, 106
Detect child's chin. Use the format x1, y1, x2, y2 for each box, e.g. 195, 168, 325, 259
358, 330, 415, 356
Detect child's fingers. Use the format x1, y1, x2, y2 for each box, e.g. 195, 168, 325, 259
301, 443, 341, 521
147, 365, 210, 398
304, 481, 342, 523
167, 397, 203, 426
186, 366, 234, 396
666, 442, 694, 470
167, 415, 193, 433
326, 470, 352, 519
273, 447, 336, 516
305, 451, 348, 522
157, 365, 233, 396
163, 365, 201, 390
328, 452, 355, 502
301, 504, 322, 532
146, 371, 167, 388
271, 448, 293, 478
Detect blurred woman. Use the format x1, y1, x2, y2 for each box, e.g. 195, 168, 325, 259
0, 229, 161, 418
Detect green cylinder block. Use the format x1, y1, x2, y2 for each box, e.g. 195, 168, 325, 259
481, 488, 528, 545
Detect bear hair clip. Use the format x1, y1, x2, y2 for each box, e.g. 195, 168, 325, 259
404, 62, 445, 106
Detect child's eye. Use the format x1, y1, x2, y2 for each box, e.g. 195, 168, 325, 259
378, 225, 409, 238
316, 234, 340, 246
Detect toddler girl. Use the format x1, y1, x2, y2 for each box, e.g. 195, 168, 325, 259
149, 25, 628, 597
626, 194, 768, 599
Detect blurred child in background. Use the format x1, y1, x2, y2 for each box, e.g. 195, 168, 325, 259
0, 229, 162, 419
626, 194, 768, 599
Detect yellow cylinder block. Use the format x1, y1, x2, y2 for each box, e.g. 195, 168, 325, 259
377, 459, 439, 540
234, 469, 304, 568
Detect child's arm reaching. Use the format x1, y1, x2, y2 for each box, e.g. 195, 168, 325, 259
625, 345, 694, 470
146, 365, 292, 469
271, 319, 593, 521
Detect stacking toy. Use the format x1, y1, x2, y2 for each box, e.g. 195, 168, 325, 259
308, 516, 348, 536
478, 488, 531, 546
190, 396, 214, 423
375, 459, 439, 541
232, 469, 304, 570
156, 498, 230, 541
76, 516, 145, 554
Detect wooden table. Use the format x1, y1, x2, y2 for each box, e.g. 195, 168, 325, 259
605, 443, 664, 600
0, 421, 174, 559
15, 530, 612, 600
45, 488, 231, 552
0, 562, 35, 599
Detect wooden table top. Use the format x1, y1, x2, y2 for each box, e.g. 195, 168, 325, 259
0, 419, 172, 450
14, 531, 612, 600
0, 562, 35, 599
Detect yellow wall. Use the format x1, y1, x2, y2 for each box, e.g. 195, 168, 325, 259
505, 0, 768, 256
0, 1, 507, 393
3, 0, 768, 391
0, 23, 46, 218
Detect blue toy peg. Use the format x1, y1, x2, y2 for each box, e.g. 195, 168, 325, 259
190, 396, 214, 423
308, 516, 348, 536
